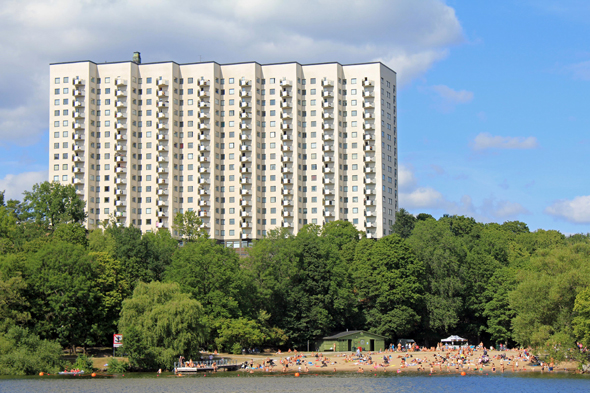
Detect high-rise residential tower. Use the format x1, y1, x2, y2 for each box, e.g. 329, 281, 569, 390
49, 54, 398, 246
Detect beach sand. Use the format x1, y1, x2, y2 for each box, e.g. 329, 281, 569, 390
224, 349, 578, 375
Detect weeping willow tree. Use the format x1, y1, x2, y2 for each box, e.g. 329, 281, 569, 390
119, 281, 208, 370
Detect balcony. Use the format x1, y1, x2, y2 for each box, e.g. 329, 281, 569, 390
116, 123, 126, 130
282, 222, 291, 227
239, 79, 251, 86
240, 112, 252, 119
324, 211, 334, 217
364, 156, 374, 162
198, 79, 210, 87
157, 90, 169, 97
72, 144, 84, 152
73, 123, 84, 130
323, 178, 332, 184
115, 156, 126, 162
324, 188, 334, 195
157, 112, 168, 119
241, 189, 251, 195
115, 211, 127, 218
198, 211, 207, 218
73, 100, 84, 107
73, 77, 84, 85
365, 166, 376, 173
199, 167, 209, 173
156, 101, 168, 108
324, 200, 335, 206
240, 145, 251, 151
116, 100, 126, 108
323, 113, 334, 119
157, 178, 167, 185
323, 155, 333, 162
365, 177, 376, 184
157, 145, 168, 152
199, 145, 210, 151
283, 211, 292, 217
322, 91, 334, 98
74, 90, 84, 97
241, 200, 251, 207
199, 112, 210, 119
241, 221, 251, 228
156, 79, 169, 86
282, 156, 292, 162
363, 91, 375, 98
366, 210, 376, 217
364, 145, 375, 152
116, 167, 127, 174
73, 133, 84, 141
158, 189, 169, 196
241, 211, 251, 217
199, 133, 210, 141
116, 90, 127, 97
157, 155, 168, 162
282, 145, 292, 152
364, 133, 375, 140
362, 79, 374, 87
366, 222, 376, 228
363, 123, 375, 130
322, 102, 334, 108
323, 145, 334, 152
73, 111, 85, 119
241, 155, 251, 162
240, 123, 251, 130
199, 101, 210, 107
157, 133, 168, 141
240, 101, 251, 108
363, 102, 374, 109
115, 189, 127, 195
72, 178, 83, 185
199, 123, 210, 130
157, 167, 167, 174
156, 123, 168, 130
241, 233, 251, 240
115, 178, 127, 185
199, 189, 209, 195
115, 78, 127, 86
365, 188, 376, 195
365, 199, 376, 205
241, 177, 251, 184
280, 112, 292, 119
280, 101, 292, 108
157, 211, 167, 218
280, 79, 292, 87
239, 90, 251, 97
282, 166, 293, 173
282, 189, 292, 195
321, 79, 334, 87
240, 134, 251, 141
364, 112, 375, 119
323, 134, 334, 141
158, 200, 169, 207
199, 90, 210, 98
114, 111, 126, 119
322, 167, 333, 173
115, 200, 126, 207
323, 123, 334, 130
72, 167, 84, 173
281, 90, 292, 98
281, 178, 292, 185
116, 144, 127, 152
240, 167, 250, 173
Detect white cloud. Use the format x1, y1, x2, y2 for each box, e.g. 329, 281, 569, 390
423, 84, 473, 113
564, 60, 590, 81
399, 164, 530, 221
545, 196, 590, 224
0, 0, 464, 144
471, 133, 540, 151
0, 170, 48, 201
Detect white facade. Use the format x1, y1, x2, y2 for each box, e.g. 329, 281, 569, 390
49, 58, 398, 244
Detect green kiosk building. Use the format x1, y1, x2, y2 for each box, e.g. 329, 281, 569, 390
317, 330, 387, 352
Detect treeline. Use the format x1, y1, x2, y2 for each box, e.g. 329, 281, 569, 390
1, 183, 590, 372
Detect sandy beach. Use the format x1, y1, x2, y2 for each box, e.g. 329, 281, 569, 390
223, 349, 578, 375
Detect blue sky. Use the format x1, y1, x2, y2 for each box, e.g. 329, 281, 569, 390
0, 0, 588, 234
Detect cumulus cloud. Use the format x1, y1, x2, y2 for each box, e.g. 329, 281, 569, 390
0, 0, 464, 145
471, 133, 540, 151
399, 164, 530, 221
0, 170, 48, 201
545, 196, 590, 224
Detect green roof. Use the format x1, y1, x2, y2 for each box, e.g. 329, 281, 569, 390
322, 330, 387, 340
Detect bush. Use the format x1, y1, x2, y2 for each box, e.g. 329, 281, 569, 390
107, 357, 128, 373
71, 354, 94, 373
231, 343, 242, 355
0, 326, 63, 375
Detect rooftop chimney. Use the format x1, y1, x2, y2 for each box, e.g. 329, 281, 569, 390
132, 52, 141, 64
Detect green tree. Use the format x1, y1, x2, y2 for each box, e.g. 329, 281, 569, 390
0, 272, 30, 331
141, 229, 177, 281
172, 210, 206, 242
390, 208, 416, 239
119, 281, 207, 370
351, 234, 424, 338
0, 326, 63, 375
214, 318, 266, 354
25, 241, 103, 351
22, 181, 86, 228
52, 222, 88, 247
573, 286, 590, 348
321, 220, 362, 251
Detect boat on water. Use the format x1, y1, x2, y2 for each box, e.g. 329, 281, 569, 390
58, 370, 85, 375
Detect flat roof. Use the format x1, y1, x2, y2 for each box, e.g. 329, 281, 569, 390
49, 59, 396, 74
322, 330, 388, 340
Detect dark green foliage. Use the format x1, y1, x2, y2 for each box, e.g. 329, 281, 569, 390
390, 208, 416, 239
107, 357, 129, 373
22, 181, 86, 228
71, 354, 94, 373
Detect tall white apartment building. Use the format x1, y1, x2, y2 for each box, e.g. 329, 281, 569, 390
49, 54, 398, 245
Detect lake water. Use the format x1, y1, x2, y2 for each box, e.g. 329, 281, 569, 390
1, 372, 589, 393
